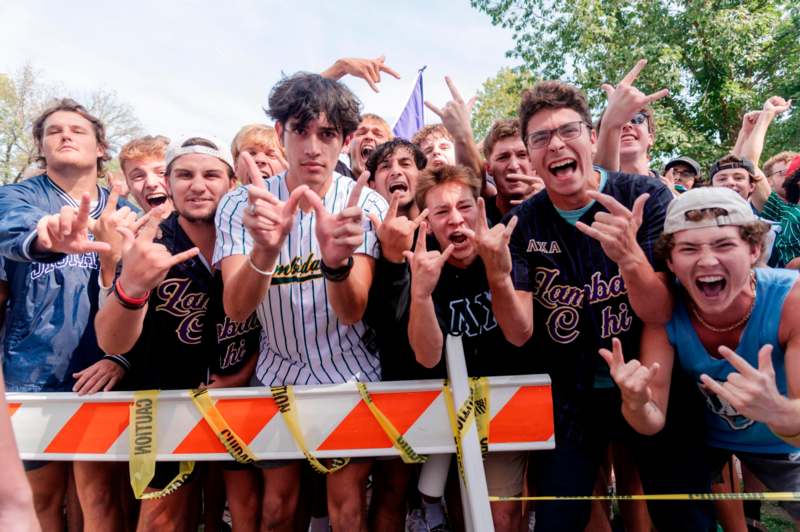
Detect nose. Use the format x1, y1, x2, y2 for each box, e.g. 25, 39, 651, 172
446, 207, 464, 226
697, 246, 720, 268
144, 172, 161, 190
546, 130, 565, 152
507, 154, 521, 173
305, 135, 322, 157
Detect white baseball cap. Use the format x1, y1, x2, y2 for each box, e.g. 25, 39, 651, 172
663, 186, 757, 235
165, 134, 234, 171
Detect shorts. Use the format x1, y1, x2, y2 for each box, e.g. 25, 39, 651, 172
23, 460, 51, 472
149, 462, 197, 490
709, 447, 800, 520
485, 451, 527, 497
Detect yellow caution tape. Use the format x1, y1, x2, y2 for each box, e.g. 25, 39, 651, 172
471, 377, 490, 460
129, 390, 194, 499
190, 388, 257, 464
270, 385, 349, 474
356, 382, 427, 464
490, 492, 800, 502
442, 380, 475, 484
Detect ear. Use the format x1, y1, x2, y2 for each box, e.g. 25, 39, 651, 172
275, 122, 286, 149
341, 133, 354, 155
484, 160, 491, 175
750, 241, 762, 266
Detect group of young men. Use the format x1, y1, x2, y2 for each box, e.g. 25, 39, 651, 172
0, 54, 797, 532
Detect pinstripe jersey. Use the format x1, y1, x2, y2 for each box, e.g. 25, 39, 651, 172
213, 172, 388, 386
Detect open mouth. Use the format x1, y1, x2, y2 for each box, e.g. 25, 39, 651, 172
146, 194, 168, 208
388, 181, 408, 194
449, 231, 468, 244
361, 144, 375, 160
621, 134, 637, 142
548, 159, 577, 177
695, 275, 726, 298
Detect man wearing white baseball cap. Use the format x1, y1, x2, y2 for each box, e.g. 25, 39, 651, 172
96, 135, 263, 531
600, 187, 800, 526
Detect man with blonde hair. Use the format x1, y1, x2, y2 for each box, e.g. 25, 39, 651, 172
119, 134, 171, 211
231, 124, 287, 182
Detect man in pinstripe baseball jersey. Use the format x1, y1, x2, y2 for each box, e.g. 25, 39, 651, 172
214, 73, 387, 532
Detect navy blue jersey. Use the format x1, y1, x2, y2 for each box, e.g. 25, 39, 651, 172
120, 212, 261, 390
0, 174, 134, 391
506, 171, 672, 444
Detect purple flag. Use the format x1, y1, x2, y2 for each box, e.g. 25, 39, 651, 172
392, 67, 426, 140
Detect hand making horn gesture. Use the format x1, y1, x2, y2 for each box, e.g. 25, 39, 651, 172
403, 221, 454, 299
305, 171, 370, 269
90, 182, 138, 264
507, 173, 546, 205
323, 55, 401, 93
35, 193, 113, 256
463, 197, 518, 284
367, 192, 429, 263
243, 155, 308, 256
425, 76, 477, 140
599, 337, 661, 411
601, 59, 669, 129
699, 345, 792, 428
116, 206, 200, 298
575, 191, 649, 270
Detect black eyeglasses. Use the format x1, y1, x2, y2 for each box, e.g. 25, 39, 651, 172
525, 121, 590, 150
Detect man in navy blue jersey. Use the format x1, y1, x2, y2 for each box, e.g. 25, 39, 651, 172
488, 80, 713, 531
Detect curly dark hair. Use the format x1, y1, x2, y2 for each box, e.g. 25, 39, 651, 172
365, 139, 427, 180
518, 81, 593, 143
32, 98, 111, 175
266, 73, 361, 139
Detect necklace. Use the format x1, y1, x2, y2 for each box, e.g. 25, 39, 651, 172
690, 273, 756, 333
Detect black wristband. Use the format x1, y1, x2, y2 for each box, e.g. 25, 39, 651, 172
320, 256, 354, 282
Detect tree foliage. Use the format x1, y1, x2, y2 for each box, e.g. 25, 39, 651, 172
470, 0, 800, 171
0, 63, 143, 183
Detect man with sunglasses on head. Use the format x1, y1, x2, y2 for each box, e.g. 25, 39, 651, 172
488, 77, 714, 530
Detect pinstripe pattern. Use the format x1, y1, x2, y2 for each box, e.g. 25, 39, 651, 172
761, 191, 800, 267
214, 173, 387, 386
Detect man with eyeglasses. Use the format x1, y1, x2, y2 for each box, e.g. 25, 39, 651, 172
664, 156, 701, 192
764, 152, 798, 201
488, 80, 714, 530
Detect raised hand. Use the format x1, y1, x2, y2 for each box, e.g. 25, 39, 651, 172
90, 183, 138, 264
506, 173, 546, 205
425, 76, 477, 141
463, 197, 517, 284
322, 55, 401, 93
116, 208, 200, 298
243, 165, 308, 257
576, 191, 649, 269
699, 345, 793, 428
35, 192, 112, 256
403, 221, 454, 299
367, 192, 429, 263
599, 337, 660, 411
600, 59, 669, 129
763, 96, 792, 116
306, 171, 369, 268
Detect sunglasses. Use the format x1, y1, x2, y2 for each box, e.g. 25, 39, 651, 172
629, 112, 649, 126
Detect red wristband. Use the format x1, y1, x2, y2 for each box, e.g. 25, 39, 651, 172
114, 278, 150, 308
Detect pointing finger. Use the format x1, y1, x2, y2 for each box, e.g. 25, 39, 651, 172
586, 190, 630, 216
503, 215, 519, 239
444, 76, 464, 103
424, 101, 444, 118
717, 345, 760, 378
168, 246, 200, 268
646, 88, 670, 104
601, 83, 615, 97
439, 243, 455, 263
412, 208, 429, 227
386, 192, 400, 220
631, 193, 649, 225
367, 212, 382, 231
303, 188, 327, 217
757, 344, 775, 374
377, 58, 401, 80
415, 221, 428, 253
620, 59, 647, 86
466, 96, 477, 114
284, 185, 308, 217
137, 210, 163, 242
105, 182, 121, 214
347, 171, 369, 209
242, 152, 267, 189
476, 197, 489, 231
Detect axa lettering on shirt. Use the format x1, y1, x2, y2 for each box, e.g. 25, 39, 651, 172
448, 292, 498, 337
271, 251, 321, 285
155, 277, 209, 345
533, 268, 632, 344
526, 239, 562, 254
30, 251, 99, 280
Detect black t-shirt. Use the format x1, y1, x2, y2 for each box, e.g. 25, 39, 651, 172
431, 257, 536, 377
505, 171, 672, 444
121, 213, 260, 390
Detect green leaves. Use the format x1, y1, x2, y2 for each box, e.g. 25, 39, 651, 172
471, 0, 799, 174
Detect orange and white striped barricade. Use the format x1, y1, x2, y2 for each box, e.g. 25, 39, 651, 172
7, 376, 553, 462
